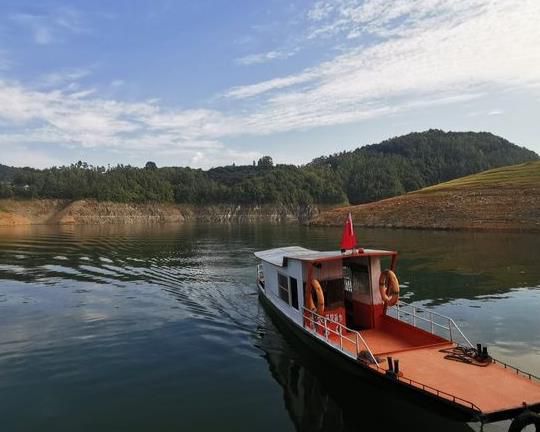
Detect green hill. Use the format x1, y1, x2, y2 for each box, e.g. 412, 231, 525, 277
314, 161, 540, 232
310, 129, 538, 204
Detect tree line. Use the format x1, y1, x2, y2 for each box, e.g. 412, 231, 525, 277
0, 159, 346, 205
0, 130, 537, 206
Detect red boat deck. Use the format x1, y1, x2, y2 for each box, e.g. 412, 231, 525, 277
373, 346, 540, 415
362, 317, 450, 355
306, 317, 540, 416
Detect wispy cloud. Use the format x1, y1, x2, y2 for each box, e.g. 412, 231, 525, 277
36, 68, 92, 88
307, 2, 334, 22
236, 49, 297, 65
0, 80, 257, 167
305, 0, 489, 40
225, 71, 315, 99
9, 8, 88, 45
227, 0, 540, 126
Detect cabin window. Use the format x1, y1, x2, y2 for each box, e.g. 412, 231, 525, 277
353, 265, 370, 296
323, 279, 345, 309
345, 261, 370, 298
278, 273, 289, 304
289, 277, 299, 310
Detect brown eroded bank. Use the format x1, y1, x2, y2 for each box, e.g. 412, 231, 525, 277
312, 161, 540, 232
0, 199, 322, 225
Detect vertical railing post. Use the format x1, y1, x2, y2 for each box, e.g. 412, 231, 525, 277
339, 326, 343, 351
430, 312, 434, 334
448, 319, 453, 342
397, 302, 400, 321
355, 332, 359, 357
324, 318, 328, 341
413, 306, 416, 327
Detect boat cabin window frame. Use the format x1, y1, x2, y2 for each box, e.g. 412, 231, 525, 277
289, 277, 299, 310
277, 273, 289, 304
277, 273, 299, 310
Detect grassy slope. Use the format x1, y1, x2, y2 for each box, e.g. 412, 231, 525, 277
417, 160, 540, 191
313, 161, 540, 231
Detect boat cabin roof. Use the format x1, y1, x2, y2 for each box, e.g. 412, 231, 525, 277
254, 246, 396, 267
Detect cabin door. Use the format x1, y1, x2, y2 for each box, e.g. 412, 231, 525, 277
343, 260, 373, 329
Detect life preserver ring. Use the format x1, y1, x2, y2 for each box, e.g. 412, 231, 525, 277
379, 270, 399, 306
306, 279, 325, 315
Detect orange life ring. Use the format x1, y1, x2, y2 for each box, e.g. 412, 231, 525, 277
379, 270, 399, 306
306, 279, 325, 315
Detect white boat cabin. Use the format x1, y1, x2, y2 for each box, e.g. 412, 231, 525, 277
255, 246, 397, 330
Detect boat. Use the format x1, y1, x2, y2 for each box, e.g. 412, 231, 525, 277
254, 214, 540, 431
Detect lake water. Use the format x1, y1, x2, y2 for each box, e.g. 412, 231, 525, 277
0, 223, 538, 431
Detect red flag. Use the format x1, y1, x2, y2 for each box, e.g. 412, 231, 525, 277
340, 212, 358, 251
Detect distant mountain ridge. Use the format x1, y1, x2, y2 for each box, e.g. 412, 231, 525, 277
0, 130, 537, 206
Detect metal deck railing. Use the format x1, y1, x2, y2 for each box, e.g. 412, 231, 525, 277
302, 307, 379, 365
396, 373, 482, 413
491, 357, 540, 382
385, 300, 474, 348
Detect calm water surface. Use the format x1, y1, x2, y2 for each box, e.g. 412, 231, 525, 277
0, 224, 539, 432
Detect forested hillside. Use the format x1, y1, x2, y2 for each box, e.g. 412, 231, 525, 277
0, 130, 537, 205
310, 130, 538, 203
0, 164, 20, 182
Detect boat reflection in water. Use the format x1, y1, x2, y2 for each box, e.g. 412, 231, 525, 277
257, 314, 477, 432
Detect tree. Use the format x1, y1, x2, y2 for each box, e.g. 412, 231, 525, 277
257, 156, 273, 168
145, 161, 157, 170
0, 182, 13, 198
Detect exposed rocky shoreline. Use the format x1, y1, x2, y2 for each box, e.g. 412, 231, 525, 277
0, 199, 321, 226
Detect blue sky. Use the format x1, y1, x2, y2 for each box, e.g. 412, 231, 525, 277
0, 0, 539, 168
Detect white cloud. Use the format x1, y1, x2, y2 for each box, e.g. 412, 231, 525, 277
226, 0, 540, 131
0, 80, 240, 167
225, 71, 315, 99
307, 2, 335, 21
236, 49, 297, 65
305, 0, 490, 40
